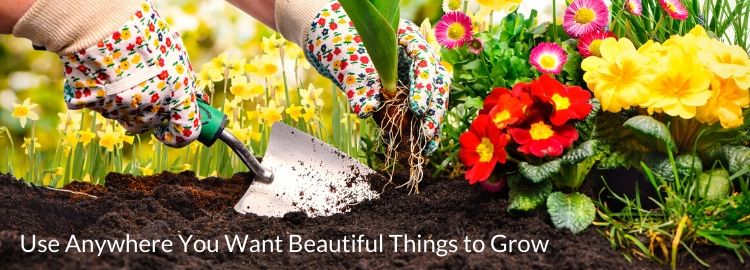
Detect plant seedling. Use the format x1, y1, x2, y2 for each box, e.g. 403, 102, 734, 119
339, 0, 429, 191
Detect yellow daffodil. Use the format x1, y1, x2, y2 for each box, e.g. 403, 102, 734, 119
229, 122, 252, 142
62, 132, 79, 147
12, 98, 39, 128
230, 77, 265, 100
21, 137, 41, 151
228, 58, 246, 79
78, 130, 96, 146
300, 84, 324, 109
696, 78, 750, 128
54, 167, 64, 177
284, 42, 304, 61
252, 55, 279, 77
420, 19, 441, 55
97, 126, 121, 152
285, 105, 304, 122
261, 100, 284, 124
119, 128, 135, 145
643, 50, 712, 119
582, 38, 655, 112
57, 111, 82, 132
302, 105, 317, 122
141, 165, 154, 176
250, 130, 262, 142
262, 34, 283, 55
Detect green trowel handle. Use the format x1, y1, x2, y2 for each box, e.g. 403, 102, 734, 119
197, 99, 228, 147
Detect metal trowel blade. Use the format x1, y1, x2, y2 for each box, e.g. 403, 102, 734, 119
234, 122, 379, 217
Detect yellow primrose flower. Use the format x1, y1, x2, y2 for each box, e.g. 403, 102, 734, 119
643, 50, 712, 119
581, 38, 655, 112
97, 126, 121, 152
78, 130, 96, 146
698, 38, 750, 90
285, 105, 304, 122
21, 137, 41, 151
300, 84, 324, 109
696, 78, 750, 128
261, 100, 284, 124
12, 98, 39, 128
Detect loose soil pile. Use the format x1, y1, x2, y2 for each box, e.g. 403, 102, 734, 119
0, 171, 743, 269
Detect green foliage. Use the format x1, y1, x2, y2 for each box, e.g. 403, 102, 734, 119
339, 0, 399, 94
697, 169, 732, 200
624, 115, 678, 154
707, 145, 750, 174
440, 11, 541, 105
547, 192, 596, 234
518, 160, 561, 184
508, 175, 552, 212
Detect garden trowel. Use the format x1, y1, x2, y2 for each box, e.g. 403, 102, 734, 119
197, 100, 379, 217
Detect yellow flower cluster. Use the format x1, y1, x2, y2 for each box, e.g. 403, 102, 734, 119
582, 26, 750, 128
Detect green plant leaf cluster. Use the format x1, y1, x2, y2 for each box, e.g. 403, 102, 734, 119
508, 174, 552, 212
547, 192, 597, 234
440, 11, 541, 106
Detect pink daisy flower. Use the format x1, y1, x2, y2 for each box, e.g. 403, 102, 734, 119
625, 0, 642, 16
563, 0, 610, 38
659, 0, 689, 20
434, 11, 473, 49
577, 29, 616, 58
530, 42, 568, 75
467, 38, 484, 55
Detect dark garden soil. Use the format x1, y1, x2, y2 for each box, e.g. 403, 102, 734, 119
0, 171, 744, 269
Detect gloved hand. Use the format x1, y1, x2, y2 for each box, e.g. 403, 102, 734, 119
12, 0, 201, 147
275, 0, 451, 154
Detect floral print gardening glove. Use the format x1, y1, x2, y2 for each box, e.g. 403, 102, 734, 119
302, 1, 451, 154
61, 1, 202, 147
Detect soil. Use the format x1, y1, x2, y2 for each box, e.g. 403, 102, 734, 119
0, 171, 744, 269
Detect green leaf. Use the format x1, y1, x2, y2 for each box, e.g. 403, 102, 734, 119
546, 192, 596, 234
707, 145, 750, 174
508, 175, 552, 212
561, 140, 600, 165
370, 0, 400, 31
597, 150, 630, 170
623, 115, 677, 153
697, 169, 732, 200
339, 0, 398, 93
519, 160, 561, 183
463, 96, 484, 110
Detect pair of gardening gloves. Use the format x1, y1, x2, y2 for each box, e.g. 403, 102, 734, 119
12, 0, 450, 153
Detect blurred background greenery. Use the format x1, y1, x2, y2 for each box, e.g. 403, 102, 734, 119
0, 0, 451, 185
